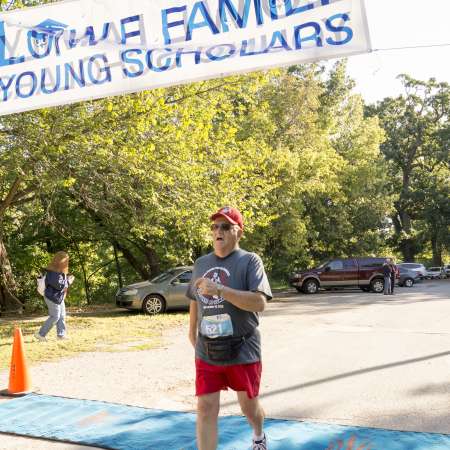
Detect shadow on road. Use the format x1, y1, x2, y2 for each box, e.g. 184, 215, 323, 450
221, 350, 450, 407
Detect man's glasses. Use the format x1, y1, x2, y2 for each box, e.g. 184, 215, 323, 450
210, 223, 233, 232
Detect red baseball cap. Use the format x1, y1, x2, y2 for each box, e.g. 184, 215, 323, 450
210, 206, 244, 230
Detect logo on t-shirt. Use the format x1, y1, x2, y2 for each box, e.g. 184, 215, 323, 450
197, 267, 230, 307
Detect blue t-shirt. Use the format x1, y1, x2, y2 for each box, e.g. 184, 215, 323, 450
187, 248, 272, 366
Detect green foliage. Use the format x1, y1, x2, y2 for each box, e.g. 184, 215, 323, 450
1, 56, 447, 312
367, 75, 450, 264
245, 61, 388, 278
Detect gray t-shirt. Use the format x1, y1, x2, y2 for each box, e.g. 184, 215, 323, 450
187, 248, 272, 366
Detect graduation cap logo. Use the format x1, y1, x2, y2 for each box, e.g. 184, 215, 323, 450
28, 19, 68, 49
33, 19, 68, 36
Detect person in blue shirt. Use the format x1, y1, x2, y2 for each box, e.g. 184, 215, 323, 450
35, 251, 74, 341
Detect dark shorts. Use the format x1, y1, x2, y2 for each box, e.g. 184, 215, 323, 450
195, 358, 262, 399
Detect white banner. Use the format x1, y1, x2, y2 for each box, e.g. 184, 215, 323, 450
0, 0, 371, 115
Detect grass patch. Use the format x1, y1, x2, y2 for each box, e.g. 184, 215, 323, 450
0, 307, 188, 370
269, 278, 289, 290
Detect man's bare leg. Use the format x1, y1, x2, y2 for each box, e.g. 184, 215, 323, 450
197, 391, 221, 450
237, 391, 264, 436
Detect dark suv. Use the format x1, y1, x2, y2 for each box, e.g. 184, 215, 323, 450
289, 257, 397, 294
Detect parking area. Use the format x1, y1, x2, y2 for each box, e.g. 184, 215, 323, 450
257, 279, 450, 433
0, 279, 449, 448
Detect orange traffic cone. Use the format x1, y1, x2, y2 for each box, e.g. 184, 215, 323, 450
7, 328, 32, 396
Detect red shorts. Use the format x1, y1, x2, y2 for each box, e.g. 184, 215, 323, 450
195, 358, 262, 399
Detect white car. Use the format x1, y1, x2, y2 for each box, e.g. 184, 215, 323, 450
444, 265, 450, 277
397, 263, 427, 279
115, 266, 193, 315
425, 267, 446, 279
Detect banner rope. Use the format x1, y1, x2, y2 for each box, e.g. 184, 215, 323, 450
373, 43, 450, 52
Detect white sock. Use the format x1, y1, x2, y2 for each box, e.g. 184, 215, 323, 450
253, 433, 265, 441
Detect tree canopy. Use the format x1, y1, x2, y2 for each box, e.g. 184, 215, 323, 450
0, 1, 448, 313
367, 75, 450, 264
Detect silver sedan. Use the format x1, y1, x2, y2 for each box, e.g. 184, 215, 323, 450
115, 266, 193, 315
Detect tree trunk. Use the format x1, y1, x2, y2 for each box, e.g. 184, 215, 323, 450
113, 243, 123, 288
192, 244, 206, 261
431, 234, 442, 266
393, 199, 418, 262
72, 242, 91, 304
0, 235, 24, 314
391, 159, 421, 262
142, 244, 160, 278
399, 239, 417, 263
115, 242, 150, 280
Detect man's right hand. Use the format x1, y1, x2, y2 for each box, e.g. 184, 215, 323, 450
189, 300, 198, 349
189, 332, 197, 348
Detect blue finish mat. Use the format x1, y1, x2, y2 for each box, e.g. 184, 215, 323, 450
0, 394, 449, 449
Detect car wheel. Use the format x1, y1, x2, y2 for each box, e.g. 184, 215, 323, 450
359, 286, 370, 292
142, 294, 166, 315
404, 278, 414, 287
302, 279, 319, 294
370, 278, 384, 293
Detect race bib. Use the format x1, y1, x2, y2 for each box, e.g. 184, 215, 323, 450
200, 314, 233, 339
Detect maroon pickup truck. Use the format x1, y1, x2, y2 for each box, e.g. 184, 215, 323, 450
289, 257, 398, 294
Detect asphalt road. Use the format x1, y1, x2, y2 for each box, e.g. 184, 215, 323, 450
0, 279, 449, 449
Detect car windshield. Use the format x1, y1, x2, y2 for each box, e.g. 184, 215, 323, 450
316, 260, 330, 269
150, 270, 178, 283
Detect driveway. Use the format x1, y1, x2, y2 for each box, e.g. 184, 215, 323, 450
1, 280, 449, 448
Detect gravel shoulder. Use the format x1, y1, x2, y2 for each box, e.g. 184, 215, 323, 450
1, 280, 449, 449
